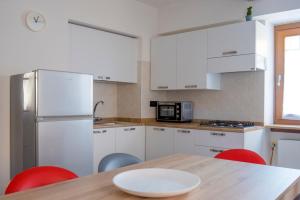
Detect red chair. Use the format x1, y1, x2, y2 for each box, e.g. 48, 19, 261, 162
215, 149, 266, 165
5, 166, 78, 194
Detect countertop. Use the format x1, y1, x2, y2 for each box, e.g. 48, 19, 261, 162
93, 120, 264, 133
266, 124, 300, 131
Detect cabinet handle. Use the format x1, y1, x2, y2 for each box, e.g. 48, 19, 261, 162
157, 86, 168, 89
210, 132, 226, 137
153, 127, 165, 131
277, 74, 282, 87
185, 85, 197, 89
93, 130, 101, 134
105, 76, 111, 80
97, 76, 104, 80
222, 51, 238, 56
210, 148, 224, 153
177, 129, 191, 134
102, 130, 107, 133
124, 127, 136, 132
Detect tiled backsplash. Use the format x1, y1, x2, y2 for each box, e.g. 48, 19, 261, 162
94, 61, 265, 122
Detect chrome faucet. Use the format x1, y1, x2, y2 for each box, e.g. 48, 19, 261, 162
93, 100, 104, 123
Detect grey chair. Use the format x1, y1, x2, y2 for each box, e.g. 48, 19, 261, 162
98, 153, 142, 172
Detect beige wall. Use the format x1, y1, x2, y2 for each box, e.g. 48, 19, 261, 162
140, 61, 167, 118
94, 83, 118, 118
117, 61, 167, 119
117, 63, 142, 118
165, 72, 265, 122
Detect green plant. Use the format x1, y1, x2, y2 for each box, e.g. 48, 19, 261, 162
247, 6, 253, 16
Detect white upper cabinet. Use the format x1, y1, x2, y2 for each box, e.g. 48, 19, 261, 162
207, 21, 267, 73
151, 32, 220, 91
177, 30, 220, 90
151, 35, 177, 90
70, 24, 138, 83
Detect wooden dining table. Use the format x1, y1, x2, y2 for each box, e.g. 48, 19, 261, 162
2, 154, 300, 200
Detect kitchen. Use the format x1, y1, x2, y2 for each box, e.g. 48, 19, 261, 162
1, 0, 300, 199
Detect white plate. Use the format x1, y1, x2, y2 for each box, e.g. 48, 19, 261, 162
113, 168, 201, 198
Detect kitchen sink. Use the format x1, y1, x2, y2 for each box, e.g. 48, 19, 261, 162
99, 122, 117, 126
94, 122, 123, 126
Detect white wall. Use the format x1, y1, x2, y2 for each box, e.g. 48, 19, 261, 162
253, 0, 300, 17
158, 0, 300, 34
0, 0, 158, 193
158, 0, 247, 34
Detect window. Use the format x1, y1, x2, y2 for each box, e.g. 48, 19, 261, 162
275, 23, 300, 125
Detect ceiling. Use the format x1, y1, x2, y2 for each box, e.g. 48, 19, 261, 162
136, 0, 177, 8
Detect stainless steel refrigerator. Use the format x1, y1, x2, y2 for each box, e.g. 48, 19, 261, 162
10, 69, 93, 178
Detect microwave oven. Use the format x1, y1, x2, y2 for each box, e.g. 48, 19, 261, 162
156, 101, 193, 122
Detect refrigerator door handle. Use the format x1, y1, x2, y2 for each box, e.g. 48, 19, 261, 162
36, 116, 93, 122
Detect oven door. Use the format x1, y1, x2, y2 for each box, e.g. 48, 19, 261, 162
157, 103, 178, 121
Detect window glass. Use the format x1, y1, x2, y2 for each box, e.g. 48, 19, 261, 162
283, 35, 300, 119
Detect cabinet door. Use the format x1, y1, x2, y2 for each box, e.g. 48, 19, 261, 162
177, 30, 207, 89
151, 35, 177, 90
114, 37, 138, 83
174, 129, 197, 154
115, 126, 145, 161
195, 146, 227, 158
93, 128, 115, 173
207, 21, 256, 58
146, 127, 174, 160
70, 24, 138, 83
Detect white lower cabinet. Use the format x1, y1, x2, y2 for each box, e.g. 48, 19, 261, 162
115, 126, 145, 161
146, 126, 175, 160
174, 129, 197, 154
145, 126, 264, 160
93, 128, 115, 173
93, 126, 145, 173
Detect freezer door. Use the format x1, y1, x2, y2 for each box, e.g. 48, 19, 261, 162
37, 119, 93, 176
37, 70, 93, 117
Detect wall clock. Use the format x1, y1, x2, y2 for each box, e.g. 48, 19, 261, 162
26, 11, 46, 32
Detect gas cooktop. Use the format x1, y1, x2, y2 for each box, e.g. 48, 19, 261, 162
199, 120, 255, 129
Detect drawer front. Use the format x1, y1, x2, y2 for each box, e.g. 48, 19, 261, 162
195, 145, 227, 157
195, 130, 244, 149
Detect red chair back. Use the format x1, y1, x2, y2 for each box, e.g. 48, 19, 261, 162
5, 166, 78, 194
215, 149, 266, 165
